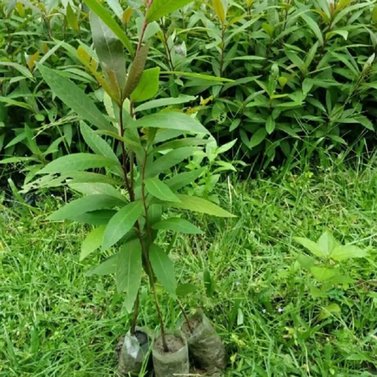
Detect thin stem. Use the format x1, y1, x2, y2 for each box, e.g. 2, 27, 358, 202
178, 299, 193, 333
219, 23, 226, 77
161, 27, 175, 71
130, 292, 140, 335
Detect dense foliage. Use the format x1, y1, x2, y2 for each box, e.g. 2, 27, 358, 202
1, 0, 377, 180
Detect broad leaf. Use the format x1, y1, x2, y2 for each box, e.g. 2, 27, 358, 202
83, 0, 134, 54
166, 168, 205, 190
102, 201, 143, 250
89, 11, 126, 91
317, 231, 338, 256
212, 0, 226, 23
330, 245, 368, 261
145, 177, 180, 202
38, 65, 112, 131
38, 153, 119, 175
132, 112, 209, 134
149, 244, 177, 296
80, 226, 105, 260
169, 195, 235, 218
152, 217, 203, 234
294, 237, 326, 258
310, 266, 339, 282
146, 0, 194, 22
116, 239, 142, 312
48, 194, 124, 221
131, 67, 160, 102
70, 209, 116, 225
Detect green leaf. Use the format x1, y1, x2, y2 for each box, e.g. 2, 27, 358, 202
83, 0, 134, 54
132, 112, 209, 134
212, 0, 226, 23
146, 0, 193, 22
294, 237, 326, 258
66, 3, 79, 32
38, 65, 112, 131
163, 70, 233, 83
134, 95, 196, 113
317, 231, 338, 256
319, 303, 341, 320
73, 209, 116, 225
116, 239, 142, 312
48, 194, 124, 221
165, 168, 205, 190
69, 182, 126, 202
176, 283, 197, 297
147, 147, 195, 177
38, 153, 119, 175
145, 177, 180, 202
85, 255, 117, 276
203, 269, 215, 297
131, 67, 160, 102
330, 245, 368, 261
169, 195, 235, 218
152, 217, 203, 234
300, 13, 323, 46
79, 122, 119, 162
149, 244, 177, 296
266, 116, 275, 134
80, 226, 105, 261
0, 62, 34, 80
102, 201, 143, 250
89, 11, 126, 90
310, 266, 339, 282
249, 129, 267, 148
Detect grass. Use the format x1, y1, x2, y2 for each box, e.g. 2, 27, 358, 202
1, 157, 377, 376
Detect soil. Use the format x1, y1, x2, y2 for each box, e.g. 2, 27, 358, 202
154, 334, 185, 354
181, 313, 202, 336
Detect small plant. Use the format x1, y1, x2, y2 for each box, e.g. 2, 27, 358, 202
25, 0, 233, 375
294, 230, 369, 318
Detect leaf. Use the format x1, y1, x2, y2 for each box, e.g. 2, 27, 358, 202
249, 129, 267, 148
203, 269, 215, 297
89, 11, 127, 91
169, 195, 235, 218
134, 95, 196, 113
105, 0, 123, 21
266, 116, 275, 134
319, 303, 341, 320
123, 45, 149, 99
149, 244, 177, 296
38, 65, 112, 131
79, 122, 119, 162
83, 0, 134, 54
66, 3, 79, 32
294, 237, 327, 258
145, 177, 180, 202
38, 153, 119, 175
165, 168, 205, 190
164, 70, 233, 82
131, 67, 160, 102
48, 194, 124, 221
330, 245, 368, 261
132, 112, 209, 134
147, 147, 195, 177
212, 0, 226, 23
116, 240, 142, 312
152, 217, 203, 234
300, 13, 323, 46
80, 226, 105, 261
85, 255, 117, 276
317, 231, 338, 256
310, 266, 339, 282
102, 201, 143, 250
176, 283, 197, 297
0, 62, 34, 80
69, 182, 126, 202
146, 0, 193, 22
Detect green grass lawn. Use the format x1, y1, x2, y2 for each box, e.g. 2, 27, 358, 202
1, 159, 377, 377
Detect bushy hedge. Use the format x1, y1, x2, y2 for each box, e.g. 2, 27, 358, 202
1, 0, 377, 175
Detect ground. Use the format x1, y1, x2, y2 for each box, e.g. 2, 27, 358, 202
1, 159, 377, 376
